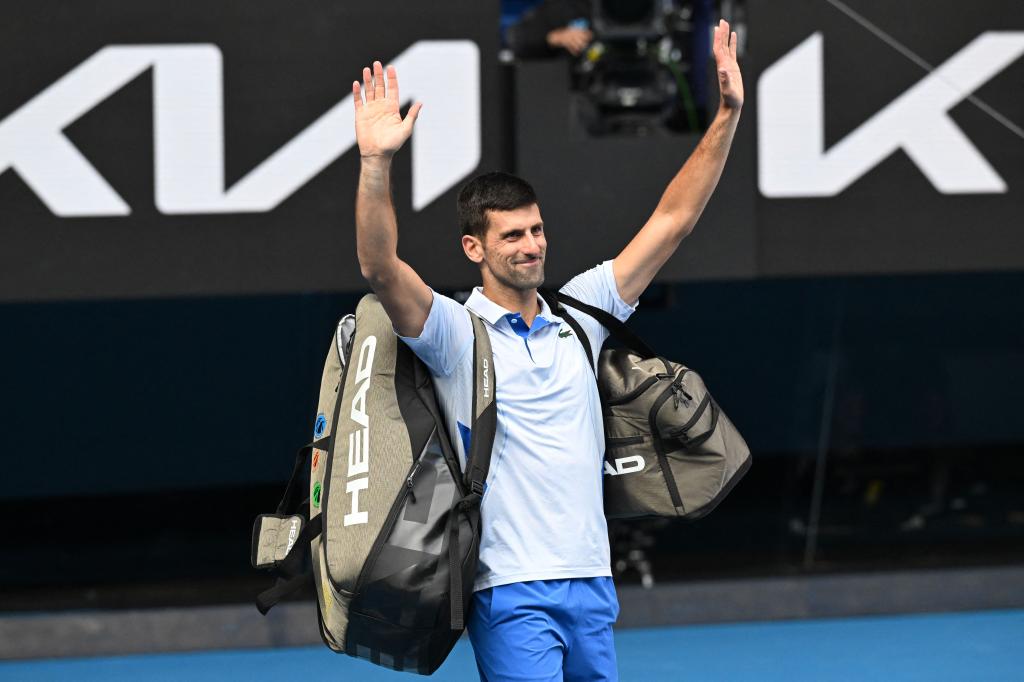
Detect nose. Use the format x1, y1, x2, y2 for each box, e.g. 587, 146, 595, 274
523, 232, 543, 256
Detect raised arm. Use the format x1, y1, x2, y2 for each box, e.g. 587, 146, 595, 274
612, 19, 744, 304
354, 61, 433, 337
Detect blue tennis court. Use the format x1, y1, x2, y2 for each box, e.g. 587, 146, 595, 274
3, 609, 1022, 681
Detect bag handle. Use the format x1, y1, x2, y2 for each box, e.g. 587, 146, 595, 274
276, 437, 330, 515
253, 436, 329, 615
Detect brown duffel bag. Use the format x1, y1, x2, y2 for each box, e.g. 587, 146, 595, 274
541, 291, 751, 520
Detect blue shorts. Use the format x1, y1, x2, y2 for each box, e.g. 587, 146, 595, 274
467, 577, 620, 682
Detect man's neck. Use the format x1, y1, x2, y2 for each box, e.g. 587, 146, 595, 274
480, 282, 541, 325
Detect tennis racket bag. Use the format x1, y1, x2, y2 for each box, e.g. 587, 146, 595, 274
542, 290, 751, 520
252, 295, 496, 675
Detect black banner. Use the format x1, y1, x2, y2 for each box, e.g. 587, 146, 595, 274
0, 0, 502, 302
1, 0, 1022, 297
749, 0, 1024, 276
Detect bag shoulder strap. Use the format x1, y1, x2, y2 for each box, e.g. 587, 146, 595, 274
446, 312, 497, 630
539, 289, 596, 376
540, 288, 657, 361
548, 290, 657, 359
466, 312, 497, 494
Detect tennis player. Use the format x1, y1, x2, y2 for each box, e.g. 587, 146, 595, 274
353, 19, 743, 681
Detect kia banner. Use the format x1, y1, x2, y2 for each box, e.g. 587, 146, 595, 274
0, 0, 502, 301
1, 0, 1022, 303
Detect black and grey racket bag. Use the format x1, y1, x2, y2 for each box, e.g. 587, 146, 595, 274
543, 290, 751, 520
251, 294, 496, 675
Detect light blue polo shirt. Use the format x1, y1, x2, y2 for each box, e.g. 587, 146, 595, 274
398, 260, 636, 592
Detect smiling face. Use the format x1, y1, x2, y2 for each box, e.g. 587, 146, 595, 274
462, 203, 546, 292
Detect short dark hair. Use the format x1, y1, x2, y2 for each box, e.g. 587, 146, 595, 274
456, 172, 537, 239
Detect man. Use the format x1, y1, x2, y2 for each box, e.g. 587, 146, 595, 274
352, 19, 743, 682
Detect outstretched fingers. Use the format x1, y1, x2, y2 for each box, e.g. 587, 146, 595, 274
362, 66, 374, 102
358, 61, 399, 103
354, 60, 419, 132
373, 61, 386, 100
403, 101, 422, 133
386, 64, 399, 102
713, 19, 740, 65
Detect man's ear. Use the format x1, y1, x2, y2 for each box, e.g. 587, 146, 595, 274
462, 234, 484, 264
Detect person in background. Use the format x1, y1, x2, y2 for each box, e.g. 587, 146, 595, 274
507, 0, 715, 129
507, 0, 593, 58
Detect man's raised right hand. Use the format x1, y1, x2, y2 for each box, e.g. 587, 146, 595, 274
353, 61, 423, 160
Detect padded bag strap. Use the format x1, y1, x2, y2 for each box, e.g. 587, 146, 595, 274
446, 312, 497, 630
465, 313, 497, 494
252, 514, 323, 614
251, 514, 307, 570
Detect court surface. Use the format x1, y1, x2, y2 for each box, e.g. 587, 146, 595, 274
2, 608, 1021, 680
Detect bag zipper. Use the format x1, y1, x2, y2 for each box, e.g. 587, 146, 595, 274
664, 393, 711, 440
350, 442, 429, 597
649, 384, 685, 511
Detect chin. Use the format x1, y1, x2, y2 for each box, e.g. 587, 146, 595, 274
515, 269, 545, 290
497, 270, 545, 291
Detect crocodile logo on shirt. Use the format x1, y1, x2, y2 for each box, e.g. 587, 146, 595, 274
558, 329, 573, 338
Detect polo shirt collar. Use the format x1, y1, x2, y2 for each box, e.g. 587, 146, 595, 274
465, 287, 563, 327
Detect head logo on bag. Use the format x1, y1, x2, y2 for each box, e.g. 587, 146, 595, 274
604, 455, 645, 476
481, 357, 490, 399
344, 335, 376, 527
284, 517, 301, 555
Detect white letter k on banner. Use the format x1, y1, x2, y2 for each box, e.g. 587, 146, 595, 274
758, 32, 1024, 197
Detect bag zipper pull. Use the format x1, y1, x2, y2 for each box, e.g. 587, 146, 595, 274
406, 462, 420, 503
669, 372, 693, 409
